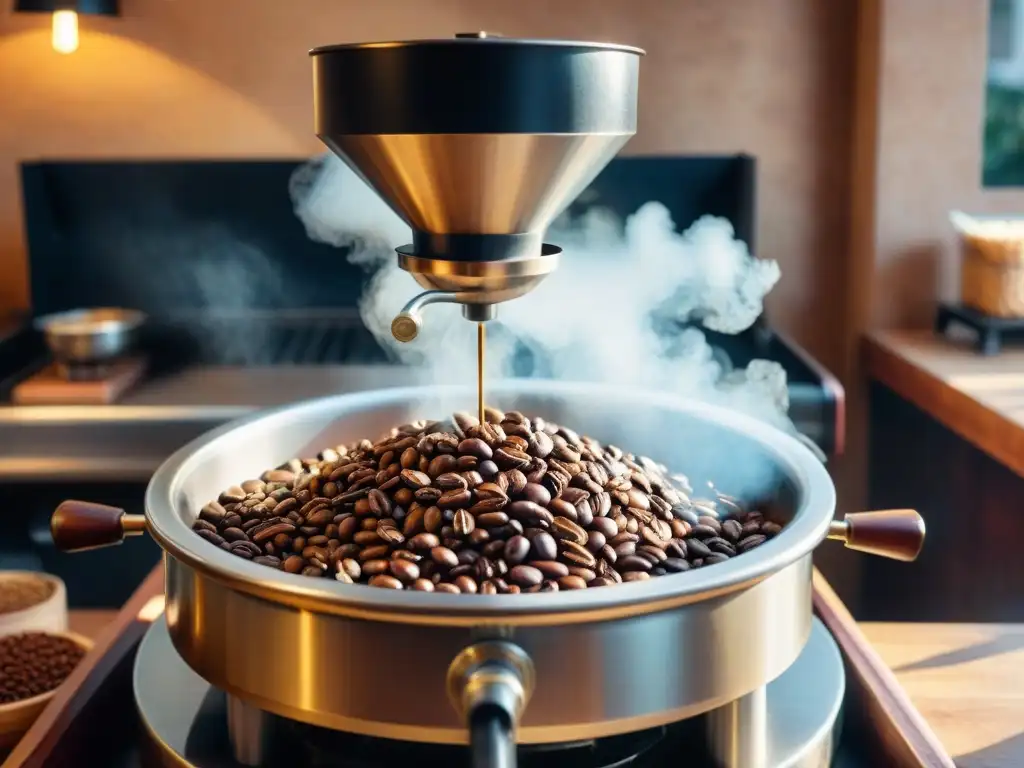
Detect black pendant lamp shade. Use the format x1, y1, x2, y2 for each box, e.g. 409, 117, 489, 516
15, 0, 118, 14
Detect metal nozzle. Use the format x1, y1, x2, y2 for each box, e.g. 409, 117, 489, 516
391, 291, 496, 342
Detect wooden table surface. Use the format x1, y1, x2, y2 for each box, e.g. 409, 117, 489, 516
859, 622, 1024, 768
67, 609, 1024, 767
864, 329, 1024, 478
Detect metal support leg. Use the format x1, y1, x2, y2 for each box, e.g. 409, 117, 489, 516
706, 685, 768, 768
226, 695, 273, 767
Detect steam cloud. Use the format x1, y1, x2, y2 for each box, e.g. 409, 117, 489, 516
289, 155, 794, 435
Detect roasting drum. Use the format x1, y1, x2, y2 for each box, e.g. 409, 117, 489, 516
144, 380, 834, 744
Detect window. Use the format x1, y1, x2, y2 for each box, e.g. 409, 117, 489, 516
990, 0, 1016, 63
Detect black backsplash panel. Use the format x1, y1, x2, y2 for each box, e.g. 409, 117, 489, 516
20, 155, 755, 318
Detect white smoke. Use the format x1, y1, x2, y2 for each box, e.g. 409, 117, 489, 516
288, 154, 794, 434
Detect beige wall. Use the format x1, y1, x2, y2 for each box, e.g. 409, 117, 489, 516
0, 0, 857, 375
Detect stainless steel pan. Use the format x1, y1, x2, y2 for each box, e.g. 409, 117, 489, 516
50, 381, 924, 753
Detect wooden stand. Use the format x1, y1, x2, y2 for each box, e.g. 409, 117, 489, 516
2, 567, 954, 768
11, 360, 146, 405
935, 301, 1024, 355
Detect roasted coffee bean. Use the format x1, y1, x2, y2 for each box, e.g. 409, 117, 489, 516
506, 500, 553, 527
199, 501, 228, 525
567, 566, 596, 582
453, 509, 475, 536
400, 469, 432, 489
423, 506, 444, 533
436, 472, 468, 491
430, 546, 459, 568
476, 512, 510, 528
508, 565, 543, 587
369, 574, 404, 589
738, 534, 767, 553
551, 517, 588, 546
558, 575, 588, 590
196, 529, 225, 546
530, 560, 570, 579
390, 559, 420, 583
590, 516, 618, 538
721, 519, 743, 542
192, 519, 218, 535
706, 537, 737, 556
438, 489, 472, 509
522, 483, 552, 506
458, 438, 493, 460
409, 533, 440, 551
561, 541, 597, 568
503, 535, 531, 564
618, 555, 653, 572
529, 531, 558, 560
687, 538, 712, 559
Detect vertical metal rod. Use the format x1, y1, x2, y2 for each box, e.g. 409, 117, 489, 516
226, 694, 273, 766
706, 685, 768, 768
477, 322, 486, 425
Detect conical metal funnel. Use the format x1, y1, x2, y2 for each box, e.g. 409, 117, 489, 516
309, 33, 643, 339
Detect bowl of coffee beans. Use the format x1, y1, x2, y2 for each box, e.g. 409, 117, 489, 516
0, 631, 92, 751
0, 573, 67, 638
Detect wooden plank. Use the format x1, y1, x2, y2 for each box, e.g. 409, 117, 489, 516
67, 610, 117, 641
861, 621, 1024, 768
811, 568, 954, 767
863, 330, 1024, 478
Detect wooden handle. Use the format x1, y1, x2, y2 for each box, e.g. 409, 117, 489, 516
828, 509, 926, 562
50, 500, 147, 553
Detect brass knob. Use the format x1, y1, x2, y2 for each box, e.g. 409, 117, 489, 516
391, 312, 421, 343
827, 509, 925, 562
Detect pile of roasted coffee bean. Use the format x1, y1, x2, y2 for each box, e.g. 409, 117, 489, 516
0, 632, 86, 703
191, 409, 782, 593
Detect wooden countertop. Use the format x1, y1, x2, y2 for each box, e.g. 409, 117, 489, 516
864, 329, 1024, 478
860, 622, 1024, 767
66, 608, 1024, 766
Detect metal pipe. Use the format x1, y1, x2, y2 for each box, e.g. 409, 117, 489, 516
470, 706, 516, 768
391, 290, 495, 342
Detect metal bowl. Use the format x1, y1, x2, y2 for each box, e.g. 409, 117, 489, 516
146, 381, 835, 744
33, 308, 146, 365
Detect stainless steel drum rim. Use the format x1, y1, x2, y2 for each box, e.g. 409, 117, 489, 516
145, 380, 835, 626
309, 39, 647, 55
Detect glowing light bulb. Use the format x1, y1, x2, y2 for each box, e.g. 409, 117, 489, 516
52, 10, 79, 55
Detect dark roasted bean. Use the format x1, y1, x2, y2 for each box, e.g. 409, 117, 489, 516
529, 531, 558, 560
558, 575, 588, 590
738, 534, 768, 552
508, 565, 543, 587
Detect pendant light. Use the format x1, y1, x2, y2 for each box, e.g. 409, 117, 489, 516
14, 0, 119, 55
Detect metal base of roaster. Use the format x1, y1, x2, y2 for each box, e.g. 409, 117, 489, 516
134, 615, 844, 768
